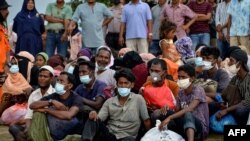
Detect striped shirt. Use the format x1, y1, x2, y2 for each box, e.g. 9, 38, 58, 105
215, 1, 230, 38
230, 73, 250, 108
188, 1, 212, 34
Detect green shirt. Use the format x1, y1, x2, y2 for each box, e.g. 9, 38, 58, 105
45, 3, 73, 30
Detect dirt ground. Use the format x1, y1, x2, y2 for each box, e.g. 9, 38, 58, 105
0, 125, 223, 141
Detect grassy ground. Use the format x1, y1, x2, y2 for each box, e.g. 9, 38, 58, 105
0, 125, 223, 141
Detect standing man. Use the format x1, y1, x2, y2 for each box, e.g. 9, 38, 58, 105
215, 0, 230, 59
227, 0, 250, 54
68, 0, 113, 54
105, 0, 124, 53
188, 0, 212, 50
150, 0, 167, 56
44, 0, 72, 57
119, 0, 152, 54
0, 0, 10, 104
161, 0, 197, 40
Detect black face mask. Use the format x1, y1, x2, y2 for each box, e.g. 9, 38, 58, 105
113, 0, 120, 5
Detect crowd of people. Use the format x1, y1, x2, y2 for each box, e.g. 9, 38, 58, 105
0, 0, 250, 141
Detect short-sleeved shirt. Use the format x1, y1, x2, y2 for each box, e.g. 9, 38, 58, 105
178, 86, 209, 138
72, 3, 113, 48
121, 1, 152, 39
151, 3, 167, 40
198, 69, 230, 93
25, 85, 55, 119
227, 0, 250, 36
188, 1, 212, 34
74, 80, 107, 100
98, 93, 149, 139
215, 1, 230, 38
45, 3, 73, 30
107, 5, 123, 33
161, 4, 195, 39
41, 92, 84, 119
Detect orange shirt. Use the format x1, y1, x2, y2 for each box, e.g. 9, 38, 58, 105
161, 58, 179, 82
0, 24, 10, 73
143, 79, 179, 97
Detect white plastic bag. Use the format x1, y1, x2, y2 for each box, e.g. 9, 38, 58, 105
247, 113, 250, 125
141, 120, 185, 141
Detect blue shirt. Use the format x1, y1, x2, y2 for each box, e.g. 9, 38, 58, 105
227, 0, 250, 36
74, 80, 107, 100
121, 1, 152, 39
72, 3, 113, 48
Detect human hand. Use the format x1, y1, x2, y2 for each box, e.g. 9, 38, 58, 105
34, 108, 47, 113
216, 109, 228, 120
119, 36, 124, 46
89, 111, 98, 121
61, 33, 68, 42
218, 32, 224, 41
182, 25, 189, 32
160, 105, 169, 116
159, 117, 171, 131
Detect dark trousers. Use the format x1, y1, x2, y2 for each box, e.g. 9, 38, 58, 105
81, 119, 136, 141
105, 32, 125, 51
9, 124, 27, 141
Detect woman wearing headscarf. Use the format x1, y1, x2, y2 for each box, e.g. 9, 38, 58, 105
13, 0, 45, 57
0, 57, 32, 116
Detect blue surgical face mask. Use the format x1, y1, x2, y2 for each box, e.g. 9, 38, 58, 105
80, 75, 92, 84
117, 87, 131, 97
67, 65, 75, 74
55, 83, 66, 95
10, 65, 19, 74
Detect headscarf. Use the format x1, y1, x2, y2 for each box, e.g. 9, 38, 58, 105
118, 48, 132, 57
47, 54, 65, 68
15, 51, 34, 83
77, 48, 93, 60
14, 0, 38, 21
3, 57, 32, 95
96, 45, 114, 67
37, 52, 48, 64
175, 36, 194, 60
139, 53, 156, 64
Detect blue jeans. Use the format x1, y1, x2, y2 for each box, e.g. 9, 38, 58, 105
45, 32, 69, 57
190, 33, 210, 51
217, 39, 230, 59
149, 40, 161, 56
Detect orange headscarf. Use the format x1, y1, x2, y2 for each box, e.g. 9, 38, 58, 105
2, 72, 32, 95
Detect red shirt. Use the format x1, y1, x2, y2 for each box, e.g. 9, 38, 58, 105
188, 1, 212, 34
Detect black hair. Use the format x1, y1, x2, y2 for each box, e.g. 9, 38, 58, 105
122, 51, 144, 69
78, 61, 96, 71
178, 64, 195, 77
60, 71, 76, 90
147, 58, 167, 71
200, 47, 220, 59
39, 68, 53, 77
159, 19, 177, 39
195, 43, 208, 52
114, 68, 136, 83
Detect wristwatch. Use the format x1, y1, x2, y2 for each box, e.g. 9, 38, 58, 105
48, 99, 53, 106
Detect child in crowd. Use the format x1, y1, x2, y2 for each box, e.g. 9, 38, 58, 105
30, 52, 48, 89
69, 24, 82, 60
159, 19, 182, 66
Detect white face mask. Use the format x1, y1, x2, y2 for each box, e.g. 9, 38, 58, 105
177, 78, 191, 89
203, 61, 213, 70
228, 63, 240, 75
